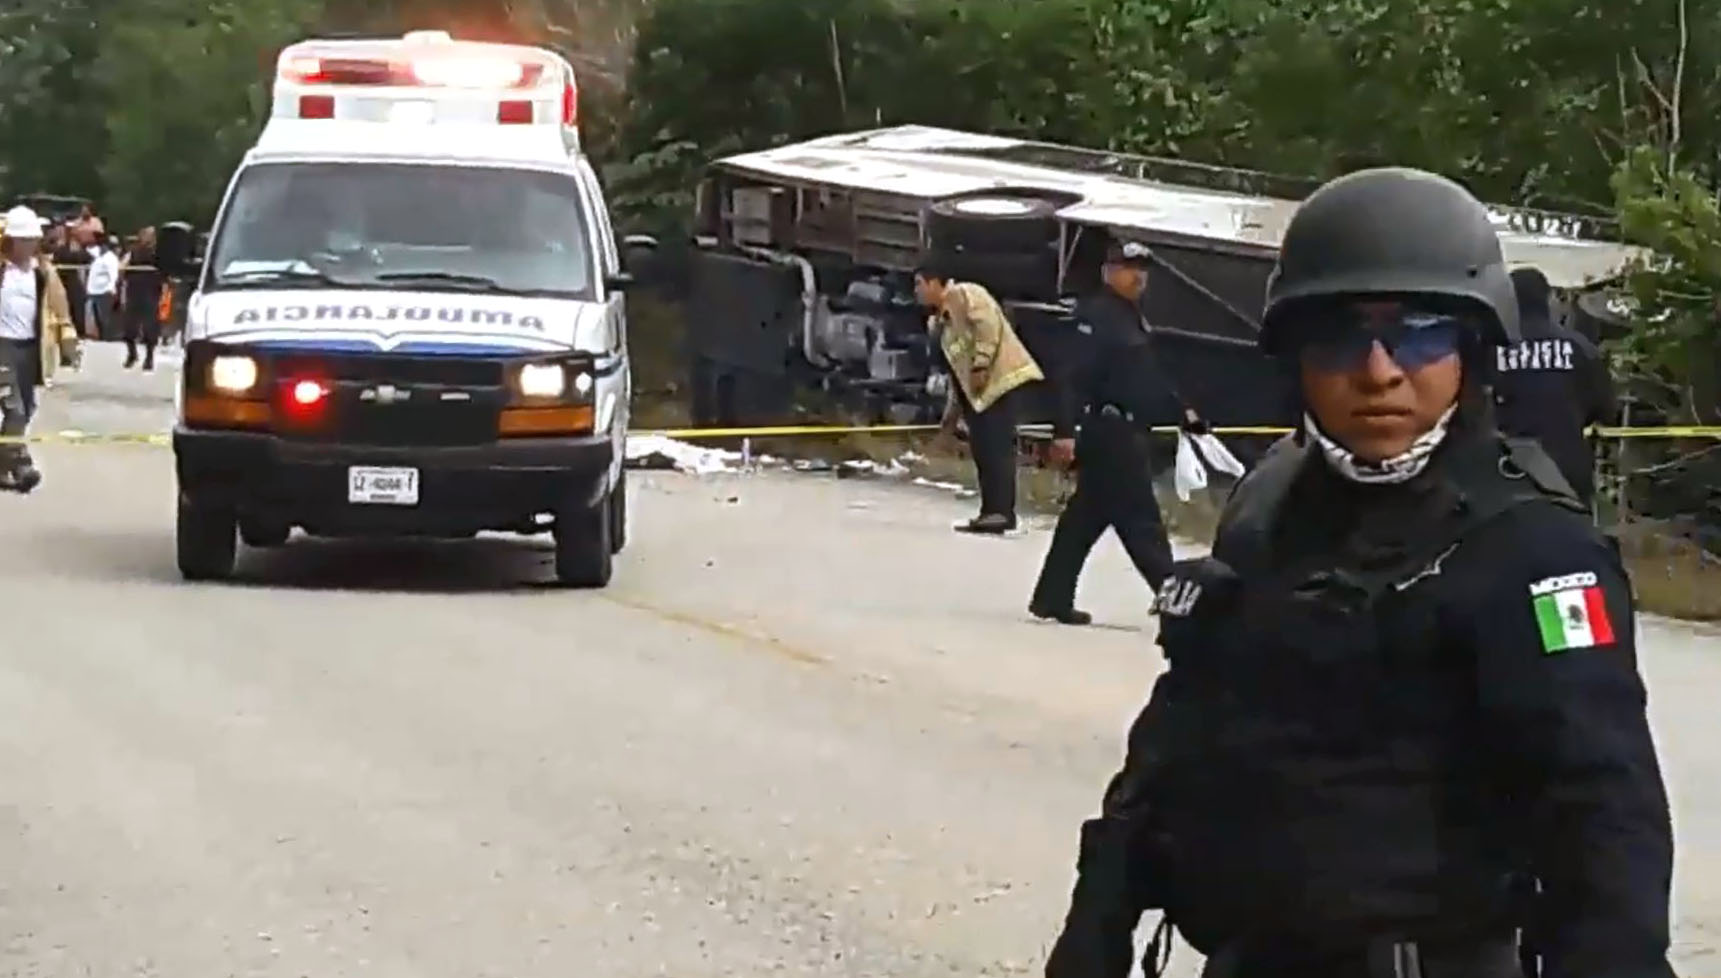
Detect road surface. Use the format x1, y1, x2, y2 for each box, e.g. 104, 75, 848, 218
1, 344, 1716, 976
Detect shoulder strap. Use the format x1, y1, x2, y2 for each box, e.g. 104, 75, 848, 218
1499, 435, 1586, 513
1338, 434, 1578, 602
1260, 433, 1571, 609
1211, 434, 1309, 573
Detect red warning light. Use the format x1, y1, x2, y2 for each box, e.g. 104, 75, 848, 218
291, 379, 326, 405
274, 376, 332, 433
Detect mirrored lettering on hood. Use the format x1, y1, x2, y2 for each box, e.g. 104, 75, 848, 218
231, 304, 545, 331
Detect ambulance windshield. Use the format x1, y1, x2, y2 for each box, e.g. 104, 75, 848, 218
206, 162, 596, 299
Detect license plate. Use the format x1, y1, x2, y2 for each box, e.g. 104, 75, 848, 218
387, 100, 435, 124
347, 466, 419, 505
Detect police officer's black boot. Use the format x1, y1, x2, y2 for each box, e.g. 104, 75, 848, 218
955, 513, 1015, 534
1028, 600, 1093, 626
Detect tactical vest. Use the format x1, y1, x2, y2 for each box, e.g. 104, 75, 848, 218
1213, 429, 1584, 577
1141, 429, 1586, 955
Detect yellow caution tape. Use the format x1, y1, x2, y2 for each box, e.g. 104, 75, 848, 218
647, 423, 942, 438
0, 431, 171, 445
1594, 425, 1721, 438
649, 423, 1721, 439
6, 423, 1721, 445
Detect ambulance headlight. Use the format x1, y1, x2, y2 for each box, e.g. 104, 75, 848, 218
517, 362, 566, 398
572, 370, 593, 396
210, 355, 258, 393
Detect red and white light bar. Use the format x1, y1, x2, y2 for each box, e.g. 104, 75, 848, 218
272, 31, 577, 128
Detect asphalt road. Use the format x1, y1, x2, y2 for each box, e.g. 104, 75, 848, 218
1, 343, 1717, 976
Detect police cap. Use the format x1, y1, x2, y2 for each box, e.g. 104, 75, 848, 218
1102, 236, 1154, 267
1260, 167, 1519, 353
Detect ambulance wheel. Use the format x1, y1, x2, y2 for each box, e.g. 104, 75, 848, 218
177, 494, 237, 581
927, 190, 1071, 254
239, 516, 291, 548
608, 470, 627, 554
554, 493, 613, 587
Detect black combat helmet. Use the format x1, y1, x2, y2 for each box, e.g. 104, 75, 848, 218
1260, 167, 1520, 354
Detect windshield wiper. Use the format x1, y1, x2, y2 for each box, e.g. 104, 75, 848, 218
372, 271, 526, 294
215, 265, 355, 288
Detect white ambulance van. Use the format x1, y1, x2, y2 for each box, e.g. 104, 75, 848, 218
174, 30, 641, 587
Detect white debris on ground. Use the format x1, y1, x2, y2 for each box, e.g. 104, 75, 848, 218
831, 458, 913, 479
624, 434, 980, 499
627, 435, 921, 478
912, 476, 970, 495
624, 434, 747, 475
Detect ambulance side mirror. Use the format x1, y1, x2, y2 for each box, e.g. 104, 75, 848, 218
620, 234, 659, 285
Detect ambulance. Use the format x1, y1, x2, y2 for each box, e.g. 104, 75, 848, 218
173, 31, 639, 587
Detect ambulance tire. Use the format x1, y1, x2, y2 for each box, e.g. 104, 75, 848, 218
177, 494, 237, 581
609, 470, 627, 553
927, 192, 1068, 255
554, 492, 613, 587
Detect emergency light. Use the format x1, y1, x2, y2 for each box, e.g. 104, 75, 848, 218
290, 379, 326, 406
272, 32, 578, 129
276, 375, 332, 432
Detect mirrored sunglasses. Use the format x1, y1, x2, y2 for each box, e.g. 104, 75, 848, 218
1295, 308, 1467, 373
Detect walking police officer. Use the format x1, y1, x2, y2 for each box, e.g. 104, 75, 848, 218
1044, 170, 1675, 978
1029, 237, 1205, 625
1494, 266, 1618, 509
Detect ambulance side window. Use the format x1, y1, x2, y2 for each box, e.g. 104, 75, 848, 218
575, 160, 620, 276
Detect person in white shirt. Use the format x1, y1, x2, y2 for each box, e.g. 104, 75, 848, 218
85, 236, 120, 341
0, 205, 73, 493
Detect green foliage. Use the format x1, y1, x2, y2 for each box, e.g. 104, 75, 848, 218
607, 0, 1719, 219
1611, 146, 1721, 423
93, 0, 324, 229
0, 0, 109, 197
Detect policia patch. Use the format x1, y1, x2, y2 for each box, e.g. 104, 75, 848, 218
1528, 572, 1616, 653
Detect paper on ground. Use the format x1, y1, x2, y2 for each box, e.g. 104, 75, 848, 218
625, 434, 743, 475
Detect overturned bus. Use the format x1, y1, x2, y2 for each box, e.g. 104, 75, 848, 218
681, 124, 1647, 439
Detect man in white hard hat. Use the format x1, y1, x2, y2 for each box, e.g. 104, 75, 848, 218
0, 205, 75, 492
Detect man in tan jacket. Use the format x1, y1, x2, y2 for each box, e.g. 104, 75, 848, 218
915, 257, 1044, 533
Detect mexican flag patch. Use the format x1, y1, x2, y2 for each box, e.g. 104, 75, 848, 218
1529, 572, 1615, 653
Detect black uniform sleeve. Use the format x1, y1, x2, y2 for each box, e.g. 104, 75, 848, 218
1465, 510, 1675, 978
1051, 307, 1102, 440
1049, 357, 1084, 440
1047, 555, 1243, 978
1045, 682, 1171, 978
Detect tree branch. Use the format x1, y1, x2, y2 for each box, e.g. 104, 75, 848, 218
828, 18, 848, 123
1630, 48, 1673, 115
1669, 0, 1687, 164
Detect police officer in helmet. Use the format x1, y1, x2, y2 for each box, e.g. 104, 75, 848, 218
1044, 169, 1675, 978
